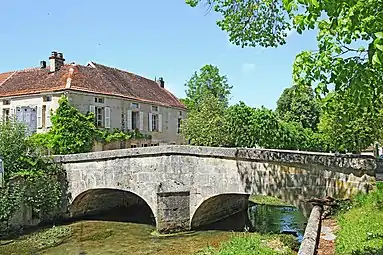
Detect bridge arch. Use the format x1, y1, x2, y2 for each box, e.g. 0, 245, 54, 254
190, 193, 249, 230
70, 188, 156, 225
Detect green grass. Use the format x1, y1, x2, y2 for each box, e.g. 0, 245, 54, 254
0, 225, 72, 254
249, 195, 293, 207
336, 182, 383, 255
195, 233, 298, 255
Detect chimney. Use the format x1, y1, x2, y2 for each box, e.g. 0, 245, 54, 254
157, 77, 165, 88
49, 51, 65, 72
40, 60, 47, 69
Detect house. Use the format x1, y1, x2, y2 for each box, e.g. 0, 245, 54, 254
0, 51, 187, 146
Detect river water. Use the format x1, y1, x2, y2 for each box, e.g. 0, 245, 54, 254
1, 202, 307, 254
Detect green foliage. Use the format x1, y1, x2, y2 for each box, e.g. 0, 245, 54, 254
0, 120, 31, 178
225, 102, 327, 151
182, 94, 228, 147
318, 92, 383, 153
48, 96, 97, 154
0, 120, 67, 237
336, 183, 383, 254
249, 195, 293, 207
276, 85, 320, 130
96, 129, 151, 143
196, 233, 296, 255
184, 64, 232, 110
0, 226, 72, 254
187, 0, 383, 111
29, 96, 150, 155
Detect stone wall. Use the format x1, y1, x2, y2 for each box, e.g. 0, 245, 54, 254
55, 145, 378, 232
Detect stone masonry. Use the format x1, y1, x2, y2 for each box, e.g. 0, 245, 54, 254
54, 145, 378, 233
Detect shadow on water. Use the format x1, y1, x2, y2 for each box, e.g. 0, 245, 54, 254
197, 202, 307, 243
66, 204, 156, 226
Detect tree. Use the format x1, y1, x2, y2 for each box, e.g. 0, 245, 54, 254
186, 0, 383, 110
184, 64, 232, 110
318, 92, 383, 153
276, 85, 320, 130
181, 94, 228, 146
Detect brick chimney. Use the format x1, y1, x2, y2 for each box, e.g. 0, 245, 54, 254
157, 77, 165, 88
49, 51, 65, 72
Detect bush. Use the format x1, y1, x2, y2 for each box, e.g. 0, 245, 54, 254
0, 120, 67, 238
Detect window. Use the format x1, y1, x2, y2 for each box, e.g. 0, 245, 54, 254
43, 96, 52, 102
177, 118, 182, 134
131, 144, 137, 148
152, 114, 158, 131
95, 106, 104, 127
151, 105, 158, 112
131, 102, 139, 109
2, 100, 10, 105
2, 108, 9, 121
179, 111, 182, 117
121, 113, 125, 130
132, 111, 139, 130
95, 97, 104, 104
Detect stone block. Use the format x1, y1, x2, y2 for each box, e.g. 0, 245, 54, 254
157, 191, 190, 233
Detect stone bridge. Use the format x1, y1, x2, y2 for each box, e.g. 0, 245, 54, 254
54, 146, 379, 233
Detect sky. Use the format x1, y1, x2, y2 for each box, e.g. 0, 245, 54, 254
0, 0, 319, 109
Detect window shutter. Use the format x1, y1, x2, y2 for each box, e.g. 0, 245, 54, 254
139, 111, 144, 131
105, 107, 111, 129
158, 114, 162, 132
127, 109, 132, 130
46, 106, 52, 128
37, 106, 42, 128
89, 105, 96, 116
148, 112, 153, 132
10, 107, 15, 117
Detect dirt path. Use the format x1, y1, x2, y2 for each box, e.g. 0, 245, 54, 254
317, 218, 338, 255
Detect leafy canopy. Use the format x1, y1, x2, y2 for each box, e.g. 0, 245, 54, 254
186, 0, 383, 108
276, 85, 320, 130
318, 92, 383, 153
182, 64, 232, 146
184, 64, 232, 110
182, 93, 228, 147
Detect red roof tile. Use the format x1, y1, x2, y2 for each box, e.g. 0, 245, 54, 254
0, 72, 15, 86
0, 63, 185, 109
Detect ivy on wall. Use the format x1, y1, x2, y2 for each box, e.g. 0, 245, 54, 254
29, 96, 151, 155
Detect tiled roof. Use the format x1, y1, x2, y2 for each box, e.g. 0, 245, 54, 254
0, 63, 185, 109
0, 72, 15, 86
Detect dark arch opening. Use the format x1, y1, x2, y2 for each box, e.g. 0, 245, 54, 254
191, 193, 250, 231
69, 189, 155, 225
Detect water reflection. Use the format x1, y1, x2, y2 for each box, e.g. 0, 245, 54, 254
248, 204, 307, 242
199, 202, 307, 242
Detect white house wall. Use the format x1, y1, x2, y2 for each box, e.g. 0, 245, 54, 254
68, 92, 186, 145
0, 93, 62, 133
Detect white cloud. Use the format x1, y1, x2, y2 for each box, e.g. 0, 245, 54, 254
241, 63, 256, 74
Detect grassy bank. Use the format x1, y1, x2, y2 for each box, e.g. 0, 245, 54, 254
336, 182, 383, 254
249, 195, 293, 207
195, 233, 299, 255
0, 225, 72, 254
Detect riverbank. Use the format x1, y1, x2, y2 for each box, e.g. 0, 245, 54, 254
0, 223, 299, 255
335, 182, 383, 254
195, 233, 298, 255
0, 197, 305, 254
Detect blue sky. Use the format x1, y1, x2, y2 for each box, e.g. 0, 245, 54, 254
0, 0, 319, 109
